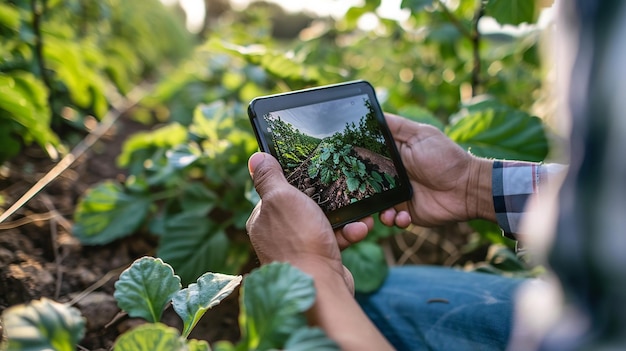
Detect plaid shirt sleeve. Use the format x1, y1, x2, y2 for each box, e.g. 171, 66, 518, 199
492, 161, 567, 240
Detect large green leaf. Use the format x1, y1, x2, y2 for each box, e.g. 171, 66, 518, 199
172, 272, 242, 338
0, 3, 20, 31
180, 182, 218, 214
206, 39, 323, 85
166, 144, 201, 170
73, 181, 152, 245
485, 0, 537, 25
117, 123, 188, 168
113, 323, 184, 351
0, 72, 59, 153
113, 257, 182, 323
341, 241, 389, 293
240, 262, 316, 350
157, 218, 231, 285
1, 298, 85, 351
44, 37, 108, 117
445, 105, 548, 162
283, 327, 340, 351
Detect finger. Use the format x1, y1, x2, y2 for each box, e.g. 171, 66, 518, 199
336, 233, 352, 250
394, 210, 412, 228
248, 152, 288, 198
379, 208, 397, 226
337, 221, 369, 249
385, 113, 419, 143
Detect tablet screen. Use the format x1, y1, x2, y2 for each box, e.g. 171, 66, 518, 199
263, 94, 401, 213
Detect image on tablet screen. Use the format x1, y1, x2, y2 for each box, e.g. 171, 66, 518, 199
263, 94, 400, 212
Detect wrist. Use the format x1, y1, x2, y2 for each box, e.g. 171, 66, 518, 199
465, 156, 496, 222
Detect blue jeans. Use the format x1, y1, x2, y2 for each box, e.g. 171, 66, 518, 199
356, 266, 525, 351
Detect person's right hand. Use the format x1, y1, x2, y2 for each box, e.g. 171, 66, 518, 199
381, 113, 495, 228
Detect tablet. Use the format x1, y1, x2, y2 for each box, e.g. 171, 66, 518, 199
247, 80, 412, 228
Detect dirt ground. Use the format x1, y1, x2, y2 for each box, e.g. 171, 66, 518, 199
0, 115, 478, 349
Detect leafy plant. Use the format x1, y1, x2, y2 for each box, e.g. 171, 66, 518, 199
0, 298, 85, 351
111, 257, 338, 351
0, 257, 338, 350
73, 101, 258, 285
0, 0, 192, 163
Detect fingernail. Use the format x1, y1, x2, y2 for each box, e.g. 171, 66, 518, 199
248, 152, 265, 177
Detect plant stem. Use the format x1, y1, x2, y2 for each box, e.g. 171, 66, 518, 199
471, 1, 485, 97
31, 0, 53, 107
150, 188, 184, 202
435, 0, 471, 39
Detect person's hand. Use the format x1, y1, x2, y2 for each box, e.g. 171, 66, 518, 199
246, 152, 394, 350
381, 113, 495, 227
245, 152, 356, 290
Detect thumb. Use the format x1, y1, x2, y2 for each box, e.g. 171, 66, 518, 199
248, 152, 289, 198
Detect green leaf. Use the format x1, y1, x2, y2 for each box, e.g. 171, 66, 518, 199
173, 272, 242, 338
346, 177, 360, 192
240, 262, 316, 350
400, 0, 433, 12
73, 181, 152, 245
157, 220, 232, 285
488, 245, 527, 272
180, 182, 218, 214
467, 219, 513, 248
113, 257, 182, 323
206, 39, 324, 85
187, 339, 211, 351
283, 327, 340, 351
485, 0, 537, 25
1, 298, 85, 351
166, 144, 201, 169
0, 72, 59, 154
113, 323, 185, 351
445, 105, 548, 162
0, 3, 20, 31
368, 178, 382, 193
43, 37, 109, 117
384, 173, 396, 187
370, 171, 383, 183
118, 123, 188, 168
212, 341, 236, 351
342, 241, 388, 293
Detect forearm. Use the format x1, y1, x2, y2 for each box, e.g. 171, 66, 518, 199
300, 264, 395, 350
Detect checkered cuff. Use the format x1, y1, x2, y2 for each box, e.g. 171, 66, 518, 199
492, 161, 541, 239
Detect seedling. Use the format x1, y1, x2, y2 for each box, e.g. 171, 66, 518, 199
1, 257, 339, 350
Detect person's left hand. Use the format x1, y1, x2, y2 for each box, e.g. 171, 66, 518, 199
246, 152, 364, 291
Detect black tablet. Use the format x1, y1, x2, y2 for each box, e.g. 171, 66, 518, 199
247, 80, 412, 228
